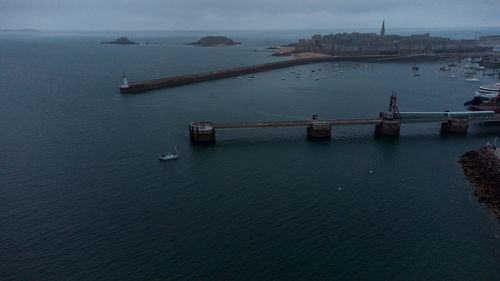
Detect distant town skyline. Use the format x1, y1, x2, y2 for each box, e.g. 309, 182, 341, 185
1, 0, 499, 31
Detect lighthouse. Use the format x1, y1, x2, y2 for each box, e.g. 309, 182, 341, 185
120, 75, 129, 88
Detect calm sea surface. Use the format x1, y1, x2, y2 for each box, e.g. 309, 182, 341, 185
1, 29, 500, 280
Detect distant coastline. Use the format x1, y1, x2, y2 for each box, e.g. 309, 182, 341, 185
273, 22, 500, 57
0, 28, 40, 33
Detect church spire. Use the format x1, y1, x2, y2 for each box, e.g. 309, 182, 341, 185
381, 19, 385, 36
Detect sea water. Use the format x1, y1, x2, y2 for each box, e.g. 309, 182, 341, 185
1, 29, 500, 280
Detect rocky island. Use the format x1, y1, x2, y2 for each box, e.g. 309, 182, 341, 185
459, 146, 500, 219
101, 37, 138, 45
185, 36, 241, 47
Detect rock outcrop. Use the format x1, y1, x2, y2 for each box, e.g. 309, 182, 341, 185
459, 147, 500, 218
101, 37, 138, 45
185, 36, 241, 47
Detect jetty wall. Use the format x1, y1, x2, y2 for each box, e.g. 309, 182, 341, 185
120, 54, 441, 93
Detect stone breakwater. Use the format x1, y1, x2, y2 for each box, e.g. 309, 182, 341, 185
459, 147, 500, 218
120, 54, 442, 93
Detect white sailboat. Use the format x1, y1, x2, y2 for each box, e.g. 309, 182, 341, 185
159, 134, 179, 160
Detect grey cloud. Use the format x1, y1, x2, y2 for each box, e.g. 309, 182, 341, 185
0, 0, 499, 30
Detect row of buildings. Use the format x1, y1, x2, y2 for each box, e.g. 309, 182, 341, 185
290, 21, 496, 56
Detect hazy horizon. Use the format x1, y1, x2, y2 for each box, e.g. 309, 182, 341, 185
3, 26, 500, 32
1, 0, 499, 31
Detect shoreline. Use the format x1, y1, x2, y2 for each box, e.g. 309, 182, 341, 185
459, 146, 500, 219
272, 47, 330, 58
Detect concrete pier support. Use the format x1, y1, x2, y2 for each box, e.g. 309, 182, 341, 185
441, 120, 469, 134
190, 121, 216, 142
375, 121, 401, 136
307, 121, 331, 139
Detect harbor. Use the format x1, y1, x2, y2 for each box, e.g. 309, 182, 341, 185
118, 53, 482, 93
119, 54, 402, 93
119, 21, 500, 94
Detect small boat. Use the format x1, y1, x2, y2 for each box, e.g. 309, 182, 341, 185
468, 95, 500, 113
160, 134, 179, 161
235, 76, 244, 79
412, 64, 419, 71
439, 66, 447, 71
465, 77, 480, 82
159, 152, 178, 160
247, 76, 255, 80
472, 57, 482, 63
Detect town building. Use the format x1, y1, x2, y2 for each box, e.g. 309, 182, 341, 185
290, 21, 493, 56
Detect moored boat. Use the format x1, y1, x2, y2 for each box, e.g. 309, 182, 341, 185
468, 87, 500, 113
468, 104, 500, 113
465, 77, 480, 82
474, 82, 500, 102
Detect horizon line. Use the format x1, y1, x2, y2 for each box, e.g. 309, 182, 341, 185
3, 26, 500, 33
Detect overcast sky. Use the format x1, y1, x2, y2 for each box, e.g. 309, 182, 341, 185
1, 0, 499, 30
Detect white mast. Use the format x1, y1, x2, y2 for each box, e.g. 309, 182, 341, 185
169, 134, 178, 154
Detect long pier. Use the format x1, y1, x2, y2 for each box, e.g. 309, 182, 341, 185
119, 54, 443, 93
211, 118, 382, 129
189, 95, 500, 142
189, 112, 500, 142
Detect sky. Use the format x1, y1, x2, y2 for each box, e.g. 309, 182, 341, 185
1, 0, 499, 31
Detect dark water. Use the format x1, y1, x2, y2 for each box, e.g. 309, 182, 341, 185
1, 30, 500, 280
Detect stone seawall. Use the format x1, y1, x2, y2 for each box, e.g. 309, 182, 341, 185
459, 147, 500, 218
120, 54, 439, 93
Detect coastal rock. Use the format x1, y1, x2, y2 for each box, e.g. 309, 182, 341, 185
101, 37, 138, 45
185, 36, 241, 47
459, 147, 500, 218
